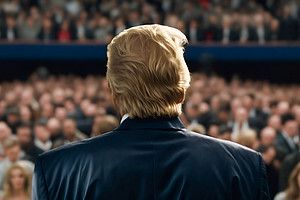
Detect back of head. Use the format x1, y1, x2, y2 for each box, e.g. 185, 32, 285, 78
107, 25, 191, 119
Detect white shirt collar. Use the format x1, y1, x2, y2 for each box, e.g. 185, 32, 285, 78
120, 113, 130, 124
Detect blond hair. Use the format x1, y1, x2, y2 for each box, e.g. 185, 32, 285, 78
3, 162, 32, 199
286, 162, 300, 200
106, 25, 190, 118
235, 129, 257, 149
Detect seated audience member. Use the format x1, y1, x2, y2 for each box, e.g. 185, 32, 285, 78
238, 14, 256, 43
5, 105, 22, 134
37, 17, 56, 41
268, 114, 282, 135
73, 17, 93, 41
278, 5, 299, 41
1, 16, 18, 40
64, 97, 82, 119
183, 101, 199, 124
46, 117, 62, 142
216, 105, 231, 126
207, 122, 219, 138
91, 115, 119, 137
275, 113, 299, 162
257, 126, 277, 150
275, 163, 300, 200
186, 123, 206, 135
234, 129, 258, 150
16, 123, 43, 163
19, 105, 33, 126
242, 93, 268, 133
230, 107, 259, 141
277, 101, 290, 115
54, 106, 67, 121
217, 125, 232, 141
33, 123, 52, 152
0, 162, 31, 200
197, 102, 217, 130
186, 19, 205, 43
18, 16, 41, 40
279, 137, 300, 191
57, 20, 72, 41
53, 119, 87, 148
0, 123, 12, 161
259, 145, 279, 199
0, 137, 34, 192
39, 103, 54, 120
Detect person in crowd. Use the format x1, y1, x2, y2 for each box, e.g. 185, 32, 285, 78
52, 118, 87, 148
37, 17, 56, 41
0, 137, 34, 192
230, 107, 259, 140
186, 19, 205, 43
268, 114, 282, 135
207, 122, 219, 138
91, 115, 119, 137
275, 113, 299, 162
4, 105, 21, 134
242, 93, 268, 133
239, 14, 257, 43
16, 123, 42, 163
186, 123, 206, 135
275, 162, 300, 200
217, 125, 232, 141
0, 123, 12, 161
279, 136, 300, 191
204, 14, 221, 41
33, 123, 52, 152
57, 20, 72, 41
257, 126, 277, 150
259, 145, 279, 199
278, 4, 299, 41
1, 16, 18, 40
73, 17, 93, 41
235, 129, 258, 150
46, 117, 62, 142
18, 16, 41, 40
0, 162, 32, 200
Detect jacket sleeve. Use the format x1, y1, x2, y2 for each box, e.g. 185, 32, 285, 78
257, 153, 271, 200
32, 155, 49, 200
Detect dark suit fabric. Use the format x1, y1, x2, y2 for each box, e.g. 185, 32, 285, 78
275, 131, 298, 162
32, 117, 270, 200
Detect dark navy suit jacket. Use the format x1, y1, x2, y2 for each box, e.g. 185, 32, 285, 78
32, 117, 270, 199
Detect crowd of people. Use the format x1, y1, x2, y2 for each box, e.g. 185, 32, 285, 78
0, 70, 300, 199
0, 0, 300, 43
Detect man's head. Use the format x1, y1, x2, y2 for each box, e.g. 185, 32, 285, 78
34, 123, 50, 143
0, 122, 12, 142
62, 119, 77, 140
106, 25, 190, 118
260, 127, 276, 147
4, 136, 21, 162
16, 123, 32, 145
46, 117, 61, 137
281, 113, 298, 137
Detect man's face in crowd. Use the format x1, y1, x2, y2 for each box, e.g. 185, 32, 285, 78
5, 145, 21, 162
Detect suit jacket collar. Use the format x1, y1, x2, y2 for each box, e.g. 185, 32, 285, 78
116, 116, 185, 131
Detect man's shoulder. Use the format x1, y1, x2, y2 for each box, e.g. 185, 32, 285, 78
185, 130, 258, 156
39, 132, 113, 161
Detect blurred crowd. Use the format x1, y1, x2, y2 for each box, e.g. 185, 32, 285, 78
0, 0, 300, 43
0, 70, 300, 199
